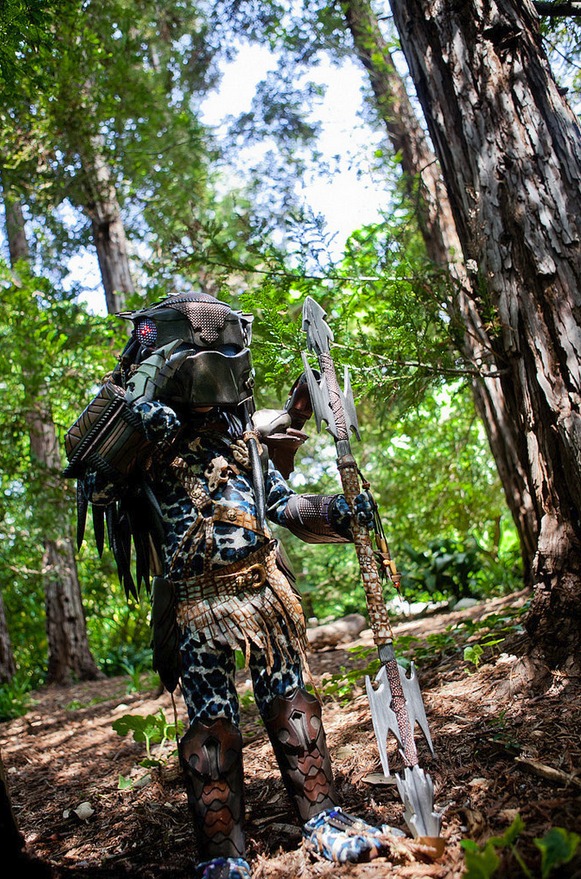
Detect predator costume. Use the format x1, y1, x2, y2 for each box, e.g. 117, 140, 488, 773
65, 293, 379, 879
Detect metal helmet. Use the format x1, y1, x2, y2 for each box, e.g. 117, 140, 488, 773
121, 293, 255, 408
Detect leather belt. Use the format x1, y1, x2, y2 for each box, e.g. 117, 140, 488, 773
174, 539, 276, 602
212, 505, 270, 536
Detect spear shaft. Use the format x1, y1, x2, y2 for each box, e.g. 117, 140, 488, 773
304, 337, 418, 767
301, 297, 440, 839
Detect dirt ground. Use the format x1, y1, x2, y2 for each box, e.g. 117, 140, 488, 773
1, 591, 580, 879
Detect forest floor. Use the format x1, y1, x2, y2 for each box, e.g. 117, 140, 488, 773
1, 589, 580, 879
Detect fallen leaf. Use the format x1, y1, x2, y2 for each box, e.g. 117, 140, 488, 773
73, 802, 95, 821
362, 772, 397, 785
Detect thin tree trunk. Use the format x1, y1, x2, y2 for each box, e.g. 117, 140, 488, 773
342, 0, 539, 581
78, 135, 135, 314
388, 0, 581, 665
1, 171, 101, 684
26, 402, 101, 683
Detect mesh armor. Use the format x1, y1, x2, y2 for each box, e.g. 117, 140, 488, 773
283, 494, 349, 544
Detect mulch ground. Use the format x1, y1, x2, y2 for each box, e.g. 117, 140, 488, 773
2, 591, 580, 879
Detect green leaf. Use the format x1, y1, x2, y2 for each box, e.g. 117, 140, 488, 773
117, 774, 134, 790
112, 712, 163, 743
534, 827, 580, 878
461, 839, 500, 878
464, 644, 484, 667
489, 814, 525, 848
139, 757, 163, 768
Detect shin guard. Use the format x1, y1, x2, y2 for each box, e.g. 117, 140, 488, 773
263, 688, 337, 821
180, 718, 245, 860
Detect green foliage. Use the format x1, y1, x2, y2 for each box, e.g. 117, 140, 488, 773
535, 827, 581, 879
400, 535, 520, 603
319, 648, 379, 705
0, 0, 535, 692
402, 538, 484, 601
318, 603, 525, 704
461, 815, 580, 879
0, 0, 62, 98
463, 644, 484, 668
0, 267, 124, 683
0, 669, 38, 720
213, 219, 523, 620
462, 815, 524, 878
121, 659, 158, 695
112, 708, 183, 767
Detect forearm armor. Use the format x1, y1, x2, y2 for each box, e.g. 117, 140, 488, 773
283, 494, 349, 544
64, 383, 152, 481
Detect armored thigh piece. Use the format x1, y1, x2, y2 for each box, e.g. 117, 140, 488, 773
180, 718, 245, 860
263, 687, 337, 822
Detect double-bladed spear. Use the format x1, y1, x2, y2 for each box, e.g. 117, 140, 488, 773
301, 296, 441, 842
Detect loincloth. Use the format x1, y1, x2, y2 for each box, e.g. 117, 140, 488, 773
174, 541, 310, 675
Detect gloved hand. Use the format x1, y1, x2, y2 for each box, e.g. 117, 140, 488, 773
329, 491, 375, 537
353, 491, 375, 528
133, 400, 181, 443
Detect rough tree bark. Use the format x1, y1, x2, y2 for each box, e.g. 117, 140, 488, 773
388, 0, 581, 665
26, 401, 101, 684
2, 177, 100, 684
342, 0, 538, 579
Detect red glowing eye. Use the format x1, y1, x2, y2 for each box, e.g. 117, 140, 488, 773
136, 318, 157, 346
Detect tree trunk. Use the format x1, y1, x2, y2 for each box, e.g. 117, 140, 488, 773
0, 592, 16, 683
77, 135, 135, 314
342, 0, 539, 581
388, 0, 581, 664
26, 402, 101, 684
1, 171, 101, 684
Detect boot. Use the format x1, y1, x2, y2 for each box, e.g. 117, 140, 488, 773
263, 687, 337, 821
180, 717, 246, 860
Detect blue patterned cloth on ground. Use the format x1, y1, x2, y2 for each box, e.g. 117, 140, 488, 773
193, 857, 252, 879
303, 807, 402, 863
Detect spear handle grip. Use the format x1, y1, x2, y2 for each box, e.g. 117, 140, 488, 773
342, 453, 418, 766
316, 352, 394, 645
337, 454, 394, 645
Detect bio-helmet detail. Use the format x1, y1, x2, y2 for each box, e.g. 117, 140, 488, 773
118, 293, 255, 409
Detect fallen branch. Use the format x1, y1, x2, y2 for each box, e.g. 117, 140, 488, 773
515, 756, 581, 788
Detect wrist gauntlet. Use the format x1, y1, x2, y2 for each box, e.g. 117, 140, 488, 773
283, 494, 349, 544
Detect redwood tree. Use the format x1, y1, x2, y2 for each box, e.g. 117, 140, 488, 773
388, 0, 581, 664
341, 0, 539, 577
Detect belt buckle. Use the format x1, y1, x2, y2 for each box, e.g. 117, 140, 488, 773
247, 563, 266, 589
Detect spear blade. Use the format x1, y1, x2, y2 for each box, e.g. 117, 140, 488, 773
365, 660, 434, 777
302, 295, 334, 356
396, 766, 441, 839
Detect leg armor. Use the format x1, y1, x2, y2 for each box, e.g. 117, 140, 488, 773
180, 718, 246, 860
263, 687, 337, 821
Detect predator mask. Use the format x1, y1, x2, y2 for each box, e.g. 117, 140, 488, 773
122, 293, 254, 408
